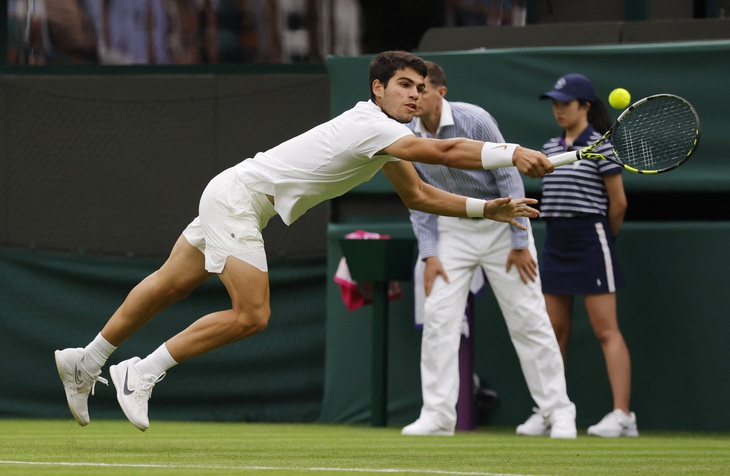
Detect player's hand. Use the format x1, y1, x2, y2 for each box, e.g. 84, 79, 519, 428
483, 196, 539, 230
512, 146, 554, 178
505, 248, 538, 284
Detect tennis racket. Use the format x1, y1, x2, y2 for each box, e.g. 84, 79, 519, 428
548, 94, 700, 174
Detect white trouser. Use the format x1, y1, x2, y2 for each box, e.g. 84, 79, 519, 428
417, 217, 575, 430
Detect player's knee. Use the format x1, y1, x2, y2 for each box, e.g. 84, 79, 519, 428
231, 306, 270, 338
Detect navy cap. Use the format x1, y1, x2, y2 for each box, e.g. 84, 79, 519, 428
540, 73, 597, 102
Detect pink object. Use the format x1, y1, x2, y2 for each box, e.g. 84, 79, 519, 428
334, 230, 402, 311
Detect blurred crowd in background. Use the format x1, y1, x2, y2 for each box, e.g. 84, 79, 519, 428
7, 0, 526, 65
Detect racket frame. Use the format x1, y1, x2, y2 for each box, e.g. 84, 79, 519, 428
547, 94, 701, 174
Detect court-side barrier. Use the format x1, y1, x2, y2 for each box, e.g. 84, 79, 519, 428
322, 221, 730, 431
0, 246, 327, 422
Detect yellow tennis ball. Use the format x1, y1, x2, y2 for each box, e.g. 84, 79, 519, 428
608, 88, 631, 109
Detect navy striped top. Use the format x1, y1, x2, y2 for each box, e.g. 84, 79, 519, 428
540, 126, 622, 218
408, 100, 529, 259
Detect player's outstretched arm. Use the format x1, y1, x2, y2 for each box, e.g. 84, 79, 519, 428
381, 135, 554, 178
382, 161, 539, 230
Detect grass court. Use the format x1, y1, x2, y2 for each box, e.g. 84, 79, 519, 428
1, 419, 728, 475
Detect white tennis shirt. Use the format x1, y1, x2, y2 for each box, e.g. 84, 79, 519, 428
235, 100, 413, 225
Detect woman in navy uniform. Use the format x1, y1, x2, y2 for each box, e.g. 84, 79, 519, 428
537, 73, 638, 438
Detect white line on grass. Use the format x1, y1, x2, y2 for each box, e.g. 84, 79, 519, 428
0, 460, 543, 476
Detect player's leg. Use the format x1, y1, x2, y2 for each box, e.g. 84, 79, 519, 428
109, 168, 277, 430
165, 256, 271, 362
54, 235, 211, 427
584, 293, 637, 437
544, 293, 574, 362
101, 235, 212, 347
110, 255, 270, 431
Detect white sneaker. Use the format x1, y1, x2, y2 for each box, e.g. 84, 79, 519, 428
516, 409, 550, 436
401, 418, 454, 436
550, 418, 577, 439
587, 409, 639, 437
109, 357, 165, 431
54, 348, 108, 426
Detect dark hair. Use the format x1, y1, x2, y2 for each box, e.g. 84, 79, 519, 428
369, 51, 427, 101
424, 60, 447, 87
582, 98, 613, 134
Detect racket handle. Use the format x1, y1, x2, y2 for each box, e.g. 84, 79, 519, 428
549, 151, 580, 167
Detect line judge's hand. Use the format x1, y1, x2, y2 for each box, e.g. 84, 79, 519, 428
506, 248, 538, 284
423, 256, 448, 297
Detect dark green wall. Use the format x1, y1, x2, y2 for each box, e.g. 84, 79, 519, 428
0, 246, 326, 422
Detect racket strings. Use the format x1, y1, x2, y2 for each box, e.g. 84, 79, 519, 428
611, 96, 698, 172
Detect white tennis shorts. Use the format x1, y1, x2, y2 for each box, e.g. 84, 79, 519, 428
183, 167, 277, 273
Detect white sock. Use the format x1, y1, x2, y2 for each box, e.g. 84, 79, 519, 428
134, 343, 178, 380
82, 333, 116, 375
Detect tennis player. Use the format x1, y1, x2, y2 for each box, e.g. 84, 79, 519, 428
54, 50, 554, 431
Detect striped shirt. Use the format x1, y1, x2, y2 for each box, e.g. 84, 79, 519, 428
408, 99, 528, 259
540, 126, 622, 218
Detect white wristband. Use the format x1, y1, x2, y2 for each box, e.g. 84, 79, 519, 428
465, 197, 487, 218
481, 142, 519, 170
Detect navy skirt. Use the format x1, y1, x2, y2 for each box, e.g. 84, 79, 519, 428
540, 216, 625, 295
